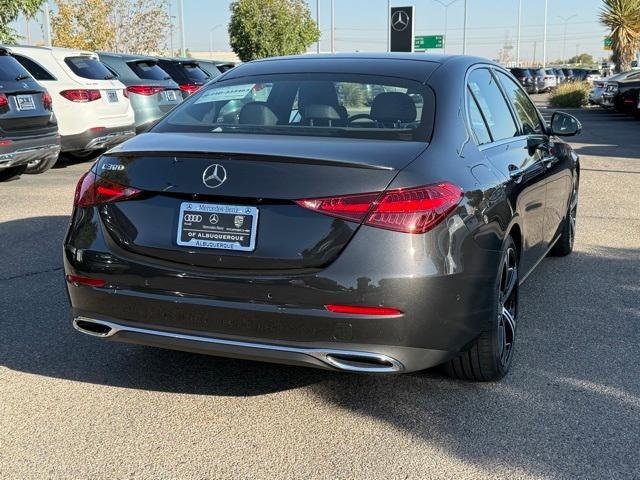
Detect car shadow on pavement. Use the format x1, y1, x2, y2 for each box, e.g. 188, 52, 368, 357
1, 216, 638, 477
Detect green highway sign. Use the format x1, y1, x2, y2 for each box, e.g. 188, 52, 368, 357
604, 37, 612, 51
414, 35, 444, 50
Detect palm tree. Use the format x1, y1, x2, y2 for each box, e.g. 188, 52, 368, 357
600, 0, 640, 72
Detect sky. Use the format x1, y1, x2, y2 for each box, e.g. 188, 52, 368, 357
13, 0, 610, 63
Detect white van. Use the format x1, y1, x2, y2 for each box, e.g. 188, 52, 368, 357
6, 45, 135, 154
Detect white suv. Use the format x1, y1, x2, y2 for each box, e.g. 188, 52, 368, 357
6, 45, 135, 154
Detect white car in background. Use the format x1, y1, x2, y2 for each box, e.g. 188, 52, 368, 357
5, 45, 135, 156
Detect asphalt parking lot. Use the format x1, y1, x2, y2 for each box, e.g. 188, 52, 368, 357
1, 104, 639, 479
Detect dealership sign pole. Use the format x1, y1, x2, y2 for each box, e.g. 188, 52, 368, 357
389, 6, 415, 52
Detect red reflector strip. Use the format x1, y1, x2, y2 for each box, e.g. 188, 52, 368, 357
66, 274, 107, 287
0, 140, 12, 146
90, 126, 106, 132
325, 304, 402, 316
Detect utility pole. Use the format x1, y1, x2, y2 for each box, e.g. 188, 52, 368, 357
462, 0, 468, 54
316, 0, 321, 53
542, 0, 548, 67
558, 15, 577, 64
330, 0, 335, 53
433, 0, 460, 55
178, 0, 186, 57
43, 1, 52, 47
533, 41, 537, 66
516, 0, 522, 66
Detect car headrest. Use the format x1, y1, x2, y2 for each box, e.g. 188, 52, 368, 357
370, 92, 417, 124
238, 102, 278, 125
301, 104, 342, 121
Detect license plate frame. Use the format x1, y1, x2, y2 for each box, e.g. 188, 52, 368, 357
176, 202, 259, 252
15, 94, 35, 111
106, 90, 119, 103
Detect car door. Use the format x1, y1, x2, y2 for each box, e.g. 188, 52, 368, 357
494, 70, 571, 249
467, 67, 547, 275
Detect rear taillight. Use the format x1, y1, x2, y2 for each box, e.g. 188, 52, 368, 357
42, 91, 53, 110
126, 85, 165, 96
60, 89, 101, 102
74, 171, 142, 208
0, 93, 8, 108
296, 182, 463, 234
179, 83, 201, 95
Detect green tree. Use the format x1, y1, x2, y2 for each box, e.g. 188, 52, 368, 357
228, 0, 320, 62
567, 53, 595, 65
0, 0, 45, 43
600, 0, 640, 72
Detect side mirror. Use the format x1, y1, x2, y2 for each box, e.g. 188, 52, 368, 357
550, 111, 582, 136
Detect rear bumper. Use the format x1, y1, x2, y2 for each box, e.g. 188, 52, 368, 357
71, 315, 450, 373
61, 125, 135, 152
0, 135, 60, 170
63, 214, 500, 373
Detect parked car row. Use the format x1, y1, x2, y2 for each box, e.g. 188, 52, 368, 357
0, 44, 234, 182
509, 67, 602, 94
598, 70, 640, 118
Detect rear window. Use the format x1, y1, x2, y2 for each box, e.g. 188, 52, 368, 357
13, 54, 56, 81
153, 73, 433, 141
128, 60, 171, 81
0, 54, 32, 81
180, 62, 210, 82
64, 56, 115, 80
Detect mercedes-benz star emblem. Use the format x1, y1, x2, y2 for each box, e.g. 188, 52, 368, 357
391, 10, 410, 32
209, 214, 219, 225
202, 164, 227, 189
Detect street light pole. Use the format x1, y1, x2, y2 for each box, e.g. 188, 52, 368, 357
317, 0, 321, 53
178, 0, 186, 57
387, 0, 390, 52
209, 25, 222, 59
462, 0, 468, 54
43, 0, 52, 47
433, 0, 460, 55
331, 0, 335, 53
542, 0, 548, 67
516, 0, 522, 66
558, 14, 577, 63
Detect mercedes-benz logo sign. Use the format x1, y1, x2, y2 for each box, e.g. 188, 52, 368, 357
209, 214, 219, 225
202, 164, 227, 189
391, 10, 410, 32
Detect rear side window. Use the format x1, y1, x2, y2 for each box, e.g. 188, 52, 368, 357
12, 54, 56, 81
467, 69, 518, 142
495, 71, 543, 135
0, 54, 32, 81
180, 63, 210, 82
467, 87, 492, 144
128, 61, 170, 81
64, 56, 115, 80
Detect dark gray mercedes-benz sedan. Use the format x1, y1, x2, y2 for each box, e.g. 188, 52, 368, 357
64, 53, 581, 381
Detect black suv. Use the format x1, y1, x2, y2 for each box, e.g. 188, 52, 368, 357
0, 47, 59, 180
155, 57, 212, 98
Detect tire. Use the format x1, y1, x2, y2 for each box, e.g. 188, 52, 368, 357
549, 178, 578, 257
24, 155, 58, 175
445, 236, 519, 382
66, 149, 102, 160
0, 164, 28, 182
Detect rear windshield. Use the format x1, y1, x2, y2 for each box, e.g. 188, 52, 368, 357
65, 56, 115, 80
180, 62, 210, 82
0, 53, 32, 81
511, 69, 532, 77
128, 60, 171, 81
152, 73, 433, 141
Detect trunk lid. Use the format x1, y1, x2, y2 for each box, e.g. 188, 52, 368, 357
97, 133, 427, 269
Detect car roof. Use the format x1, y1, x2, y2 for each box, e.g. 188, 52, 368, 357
2, 44, 97, 59
98, 52, 158, 62
222, 53, 493, 83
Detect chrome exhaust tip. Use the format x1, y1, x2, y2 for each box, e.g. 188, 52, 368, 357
320, 352, 403, 373
73, 317, 118, 338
